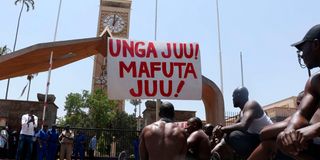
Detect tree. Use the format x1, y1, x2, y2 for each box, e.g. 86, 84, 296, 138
26, 74, 37, 100
15, 0, 35, 11
62, 89, 136, 129
14, 0, 36, 100
6, 0, 35, 99
97, 132, 107, 155
86, 89, 117, 128
62, 90, 138, 156
129, 99, 141, 117
19, 73, 37, 100
129, 99, 142, 130
111, 111, 137, 130
64, 90, 89, 127
13, 0, 35, 47
0, 45, 11, 56
56, 116, 66, 126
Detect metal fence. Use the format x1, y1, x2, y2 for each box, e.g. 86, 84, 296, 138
225, 111, 241, 126
53, 108, 295, 159
57, 127, 140, 159
221, 109, 296, 160
224, 107, 296, 126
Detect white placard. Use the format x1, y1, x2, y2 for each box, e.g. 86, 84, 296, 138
107, 38, 202, 100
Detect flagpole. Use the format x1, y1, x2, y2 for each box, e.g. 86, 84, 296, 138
42, 0, 62, 127
216, 0, 224, 94
154, 0, 161, 121
240, 52, 244, 86
5, 79, 10, 100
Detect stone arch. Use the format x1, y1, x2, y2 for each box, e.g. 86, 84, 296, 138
202, 75, 225, 125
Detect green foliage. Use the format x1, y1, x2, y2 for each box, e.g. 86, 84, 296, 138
64, 91, 86, 115
56, 116, 66, 126
64, 90, 89, 127
97, 132, 107, 154
111, 111, 136, 130
15, 0, 35, 11
0, 45, 11, 56
87, 89, 117, 128
63, 89, 137, 129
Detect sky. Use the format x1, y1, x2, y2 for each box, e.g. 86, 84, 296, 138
1, 0, 320, 121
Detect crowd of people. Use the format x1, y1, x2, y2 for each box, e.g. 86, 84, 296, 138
0, 125, 16, 159
139, 91, 272, 160
2, 24, 320, 160
0, 108, 97, 160
139, 24, 320, 160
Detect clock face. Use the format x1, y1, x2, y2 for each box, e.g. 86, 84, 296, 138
103, 14, 125, 33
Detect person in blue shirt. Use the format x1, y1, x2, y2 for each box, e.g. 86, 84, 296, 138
36, 124, 49, 160
47, 124, 59, 160
73, 131, 85, 160
88, 134, 97, 159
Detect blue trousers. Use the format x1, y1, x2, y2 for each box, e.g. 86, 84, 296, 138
47, 143, 58, 160
73, 146, 84, 160
37, 144, 48, 160
16, 134, 34, 160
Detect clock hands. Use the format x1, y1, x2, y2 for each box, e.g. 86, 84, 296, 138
112, 14, 119, 32
104, 14, 124, 33
112, 14, 117, 26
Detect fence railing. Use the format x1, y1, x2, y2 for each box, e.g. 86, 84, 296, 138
54, 108, 296, 159
225, 111, 240, 126
224, 107, 297, 126
57, 127, 140, 159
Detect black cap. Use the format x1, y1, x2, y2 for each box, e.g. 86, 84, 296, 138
292, 24, 320, 50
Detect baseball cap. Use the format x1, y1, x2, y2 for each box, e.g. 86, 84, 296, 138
292, 24, 320, 50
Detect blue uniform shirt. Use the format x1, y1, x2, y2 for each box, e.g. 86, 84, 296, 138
36, 129, 49, 146
74, 133, 85, 148
47, 128, 59, 144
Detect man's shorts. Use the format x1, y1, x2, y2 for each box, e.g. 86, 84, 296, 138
224, 130, 260, 158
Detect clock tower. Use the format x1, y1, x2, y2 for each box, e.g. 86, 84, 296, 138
92, 0, 131, 110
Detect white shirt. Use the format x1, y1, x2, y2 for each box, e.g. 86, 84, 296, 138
20, 114, 38, 136
247, 112, 273, 134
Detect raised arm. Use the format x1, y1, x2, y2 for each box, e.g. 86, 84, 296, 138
278, 75, 320, 155
34, 116, 38, 128
286, 76, 320, 131
21, 114, 28, 127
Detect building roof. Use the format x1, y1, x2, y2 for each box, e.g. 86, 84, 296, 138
0, 28, 111, 80
263, 96, 297, 110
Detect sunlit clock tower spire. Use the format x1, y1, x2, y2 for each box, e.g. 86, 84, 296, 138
92, 0, 131, 111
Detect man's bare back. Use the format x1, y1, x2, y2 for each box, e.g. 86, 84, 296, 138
187, 129, 211, 160
140, 120, 187, 160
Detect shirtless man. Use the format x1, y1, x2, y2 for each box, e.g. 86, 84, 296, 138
203, 123, 216, 150
203, 123, 214, 138
247, 91, 304, 160
185, 117, 210, 160
248, 91, 320, 160
213, 86, 273, 159
277, 24, 320, 159
139, 101, 187, 160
